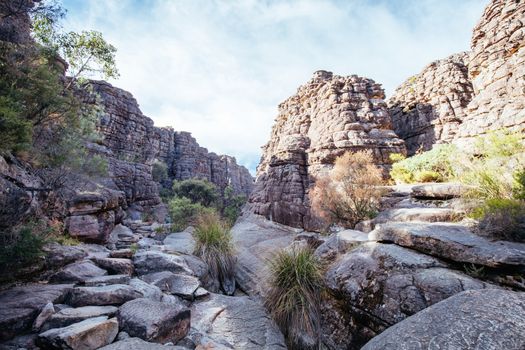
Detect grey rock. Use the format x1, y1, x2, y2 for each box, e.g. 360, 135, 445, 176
314, 229, 368, 262
49, 260, 107, 283
128, 278, 163, 301
372, 207, 458, 225
99, 337, 187, 350
371, 221, 525, 267
362, 289, 525, 350
36, 316, 118, 350
92, 257, 134, 275
0, 333, 38, 350
68, 285, 140, 307
133, 251, 193, 276
141, 271, 201, 299
109, 249, 134, 259
42, 306, 118, 331
323, 242, 494, 349
231, 214, 297, 295
42, 243, 87, 269
163, 231, 195, 255
83, 274, 130, 286
0, 284, 72, 341
411, 183, 467, 199
117, 298, 190, 343
32, 302, 55, 332
191, 293, 286, 349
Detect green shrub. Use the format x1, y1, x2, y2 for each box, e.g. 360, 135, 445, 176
265, 247, 323, 349
152, 160, 168, 183
389, 144, 457, 184
193, 212, 235, 294
220, 185, 247, 225
168, 196, 215, 231
469, 198, 525, 242
0, 223, 46, 276
513, 169, 525, 200
172, 179, 219, 207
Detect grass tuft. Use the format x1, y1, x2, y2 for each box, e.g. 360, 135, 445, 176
265, 246, 323, 349
193, 211, 236, 295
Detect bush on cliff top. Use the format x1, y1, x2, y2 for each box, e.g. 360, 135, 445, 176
389, 144, 458, 184
311, 150, 384, 229
265, 246, 323, 349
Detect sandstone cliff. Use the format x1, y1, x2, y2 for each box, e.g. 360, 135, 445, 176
249, 71, 406, 230
389, 0, 525, 152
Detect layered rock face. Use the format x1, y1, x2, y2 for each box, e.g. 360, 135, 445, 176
388, 53, 474, 155
455, 0, 525, 144
249, 71, 405, 230
389, 0, 525, 152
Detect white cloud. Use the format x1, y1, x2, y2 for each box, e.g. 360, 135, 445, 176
61, 0, 487, 174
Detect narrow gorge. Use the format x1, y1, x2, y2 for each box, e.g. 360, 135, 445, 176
1, 0, 524, 349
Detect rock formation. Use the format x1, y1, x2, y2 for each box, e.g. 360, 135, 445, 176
249, 71, 406, 230
389, 0, 525, 153
388, 53, 474, 155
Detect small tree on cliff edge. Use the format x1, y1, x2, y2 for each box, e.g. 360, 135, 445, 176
310, 150, 384, 228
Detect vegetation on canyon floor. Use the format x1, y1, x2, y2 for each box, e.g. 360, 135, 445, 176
265, 246, 323, 350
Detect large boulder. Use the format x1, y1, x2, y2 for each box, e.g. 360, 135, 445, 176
314, 229, 369, 262
141, 271, 201, 300
117, 298, 190, 344
371, 222, 525, 268
190, 293, 286, 349
67, 285, 140, 307
362, 289, 525, 350
231, 214, 298, 295
0, 284, 73, 341
133, 251, 193, 276
163, 230, 195, 255
36, 316, 119, 350
322, 242, 495, 349
42, 243, 88, 269
92, 257, 134, 275
128, 278, 163, 301
49, 260, 107, 284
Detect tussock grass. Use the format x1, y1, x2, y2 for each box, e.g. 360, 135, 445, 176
265, 246, 323, 349
193, 212, 236, 294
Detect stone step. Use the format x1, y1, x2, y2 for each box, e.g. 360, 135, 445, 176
67, 285, 141, 307
41, 306, 118, 331
370, 222, 525, 268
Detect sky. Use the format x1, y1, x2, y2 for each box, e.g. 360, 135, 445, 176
60, 0, 487, 174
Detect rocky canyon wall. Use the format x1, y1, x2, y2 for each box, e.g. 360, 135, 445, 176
249, 71, 406, 230
389, 0, 525, 153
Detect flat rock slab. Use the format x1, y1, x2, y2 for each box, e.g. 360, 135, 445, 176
42, 243, 87, 269
37, 316, 118, 350
362, 289, 525, 350
314, 229, 368, 261
117, 298, 190, 343
0, 284, 73, 341
68, 285, 140, 307
191, 293, 286, 350
92, 257, 134, 275
141, 271, 201, 299
109, 249, 133, 259
49, 260, 107, 283
84, 274, 130, 286
411, 183, 468, 199
163, 231, 195, 255
371, 222, 525, 267
133, 251, 193, 276
323, 242, 494, 349
128, 278, 162, 301
99, 337, 187, 349
372, 207, 458, 225
42, 306, 118, 331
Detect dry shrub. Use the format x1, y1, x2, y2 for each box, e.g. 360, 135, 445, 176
310, 151, 384, 228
